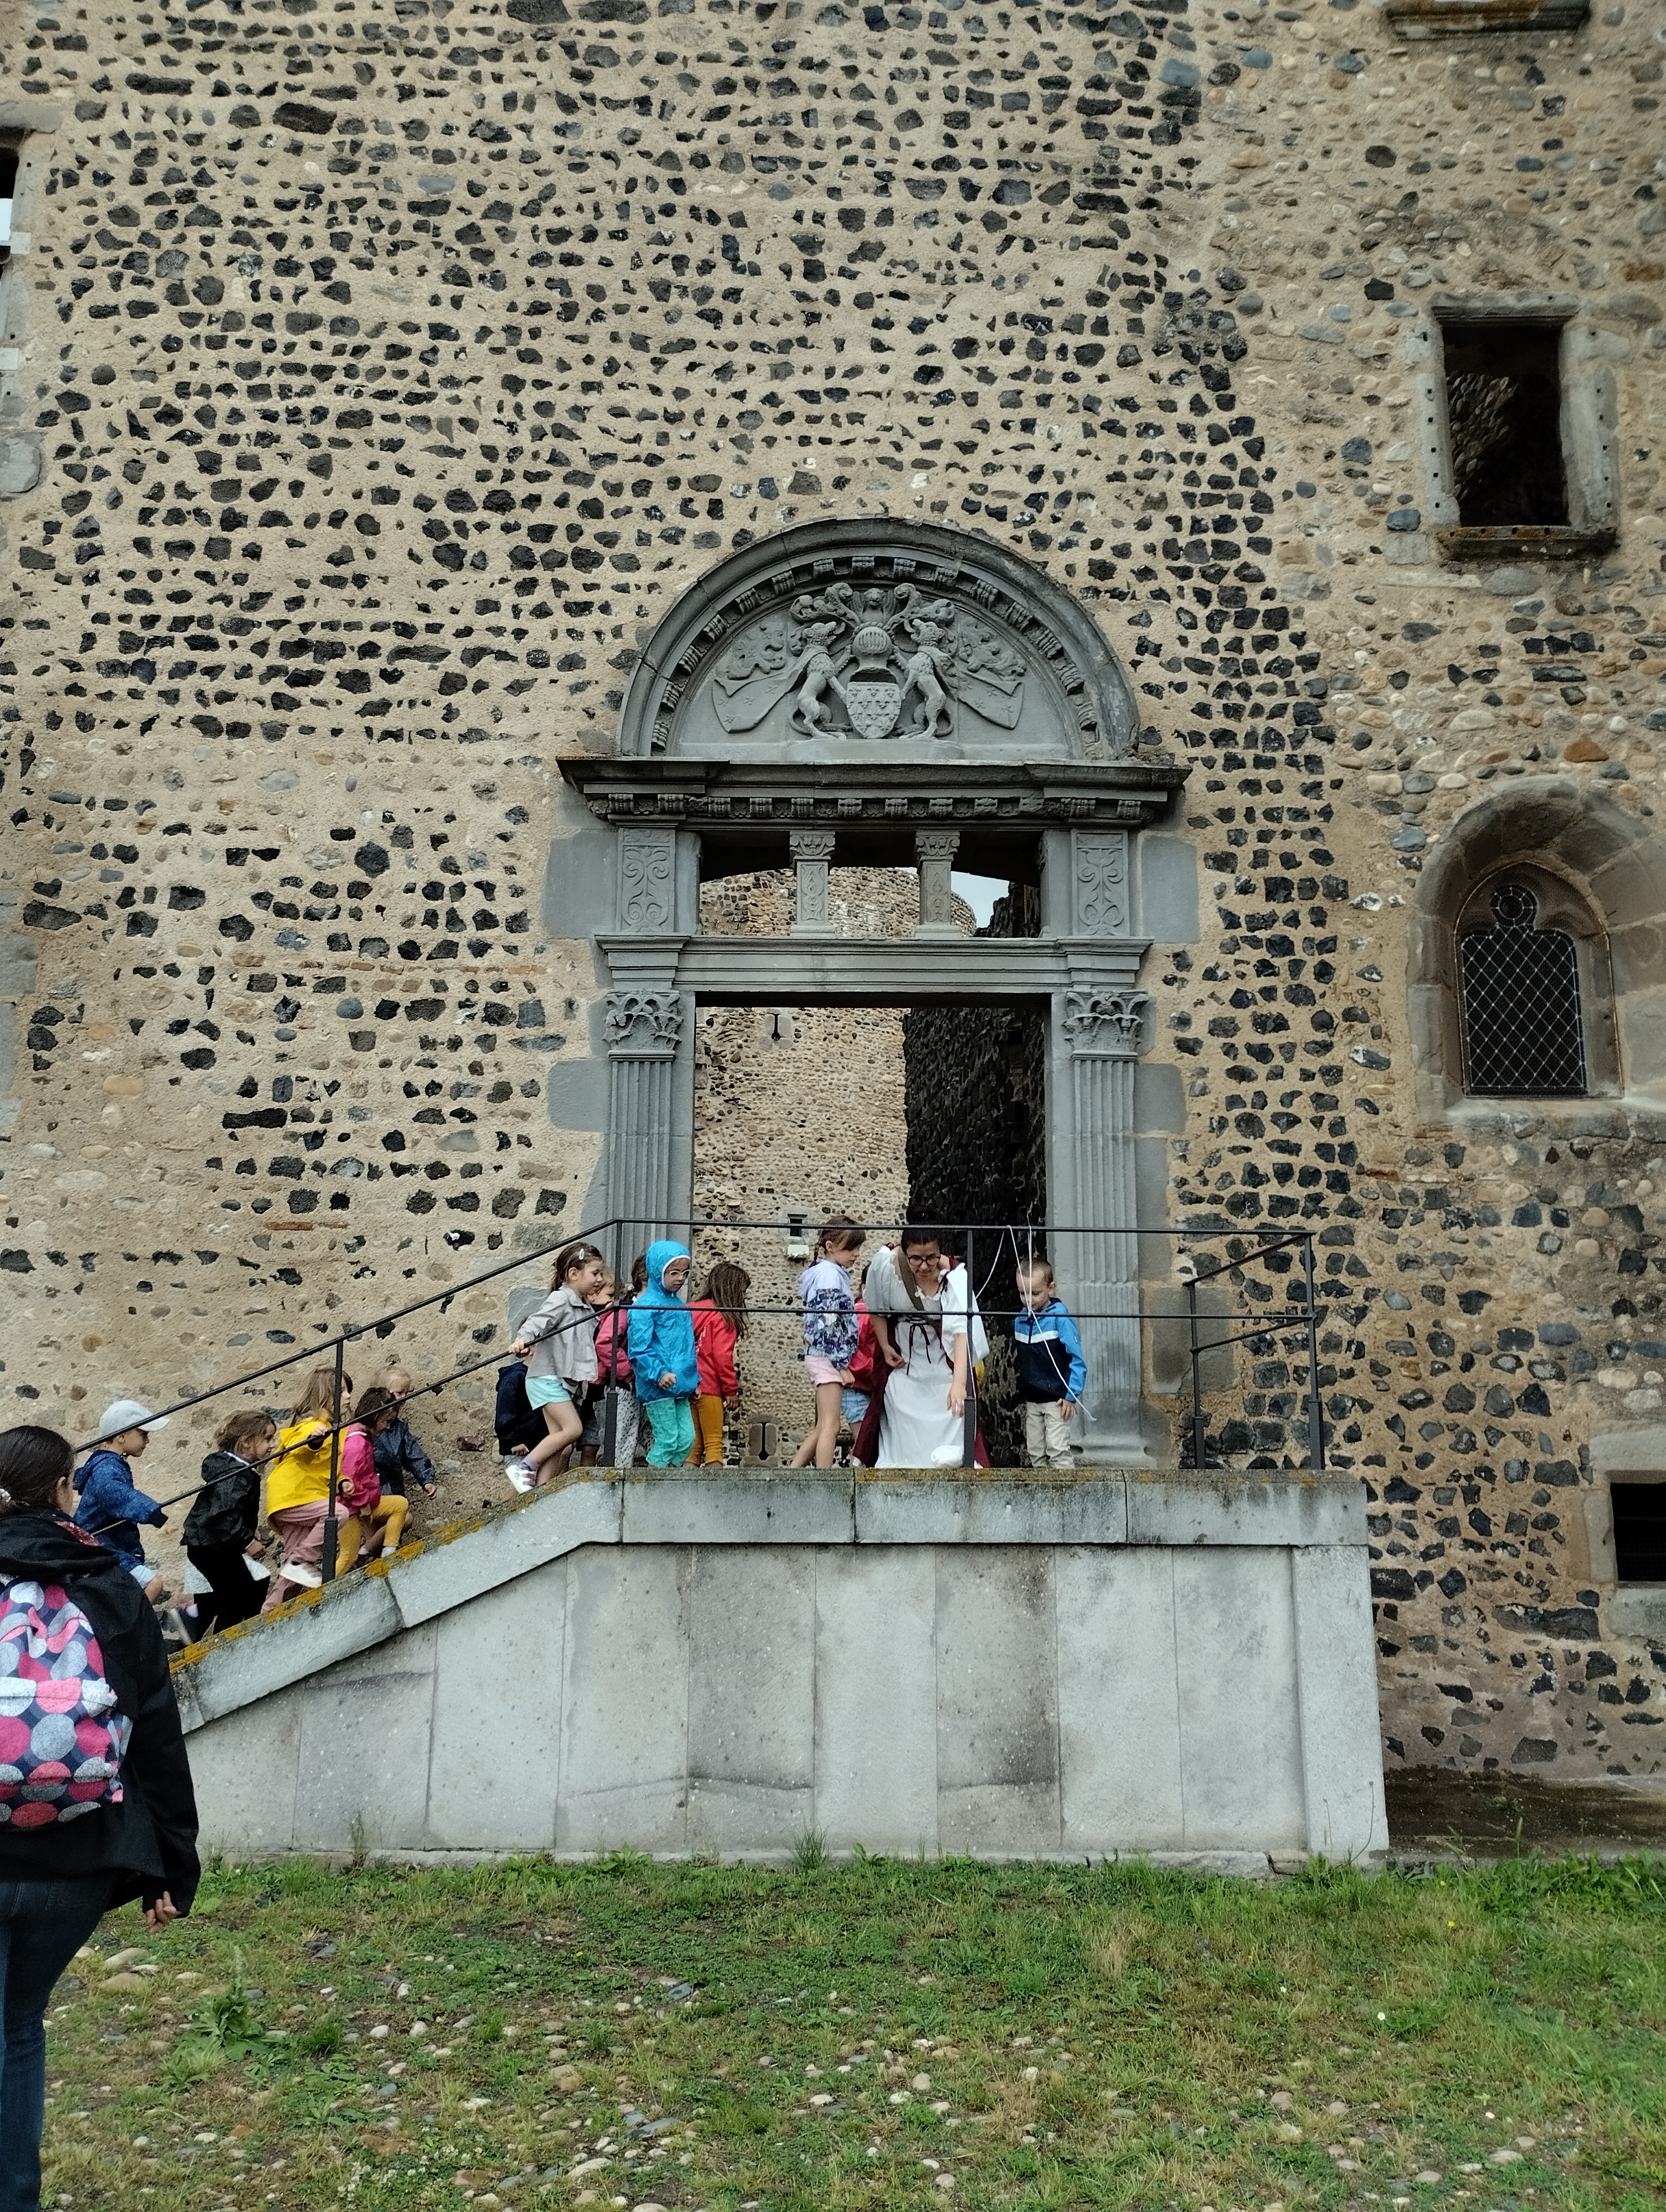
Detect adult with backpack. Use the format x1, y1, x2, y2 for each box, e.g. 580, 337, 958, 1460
0, 1424, 200, 2211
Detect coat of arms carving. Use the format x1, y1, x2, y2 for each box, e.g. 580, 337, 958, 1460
710, 581, 1027, 743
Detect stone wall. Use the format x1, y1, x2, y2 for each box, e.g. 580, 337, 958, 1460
2, 0, 1665, 1786
691, 865, 912, 1445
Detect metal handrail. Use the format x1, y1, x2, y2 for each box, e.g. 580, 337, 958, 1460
67, 1215, 1328, 1566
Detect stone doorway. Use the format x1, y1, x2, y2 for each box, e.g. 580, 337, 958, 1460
557, 518, 1191, 1462
685, 866, 1055, 1463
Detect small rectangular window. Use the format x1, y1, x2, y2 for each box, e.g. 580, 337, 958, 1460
1611, 1482, 1666, 1584
1445, 321, 1567, 527
1420, 295, 1619, 561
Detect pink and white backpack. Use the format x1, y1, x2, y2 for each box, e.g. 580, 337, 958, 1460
0, 1579, 131, 1827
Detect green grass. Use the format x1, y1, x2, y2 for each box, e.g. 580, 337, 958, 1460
44, 1853, 1666, 2211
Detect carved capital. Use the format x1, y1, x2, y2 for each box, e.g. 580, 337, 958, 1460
914, 829, 962, 862
788, 830, 837, 863
605, 988, 685, 1057
1061, 988, 1149, 1057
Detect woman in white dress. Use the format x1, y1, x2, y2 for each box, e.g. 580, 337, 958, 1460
860, 1227, 989, 1468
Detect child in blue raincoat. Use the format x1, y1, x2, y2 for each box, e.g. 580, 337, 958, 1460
625, 1239, 699, 1467
74, 1397, 172, 1603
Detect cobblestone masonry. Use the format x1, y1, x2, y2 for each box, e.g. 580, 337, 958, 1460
2, 0, 1665, 1784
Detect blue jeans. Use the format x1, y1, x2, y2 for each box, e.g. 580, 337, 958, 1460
0, 1876, 113, 2212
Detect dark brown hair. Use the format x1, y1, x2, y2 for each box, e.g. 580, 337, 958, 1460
214, 1405, 278, 1456
900, 1224, 947, 1253
553, 1240, 606, 1286
816, 1213, 863, 1258
0, 1426, 75, 1516
352, 1385, 400, 1432
699, 1261, 752, 1337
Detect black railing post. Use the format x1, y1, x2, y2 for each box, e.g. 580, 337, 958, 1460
962, 1226, 977, 1469
601, 1216, 624, 1470
1187, 1266, 1206, 1472
1302, 1234, 1325, 1476
323, 1335, 345, 1581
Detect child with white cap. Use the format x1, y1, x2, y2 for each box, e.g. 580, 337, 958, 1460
74, 1398, 172, 1605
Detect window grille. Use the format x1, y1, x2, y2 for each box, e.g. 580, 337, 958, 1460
1458, 881, 1586, 1097
1612, 1483, 1666, 1584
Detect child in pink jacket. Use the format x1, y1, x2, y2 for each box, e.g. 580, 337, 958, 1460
340, 1387, 408, 1562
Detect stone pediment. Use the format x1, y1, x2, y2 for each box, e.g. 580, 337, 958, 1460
616, 519, 1142, 765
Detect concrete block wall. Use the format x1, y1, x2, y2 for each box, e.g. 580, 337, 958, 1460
178, 1471, 1388, 1867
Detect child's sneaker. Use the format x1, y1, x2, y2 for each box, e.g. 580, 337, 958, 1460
503, 1458, 534, 1494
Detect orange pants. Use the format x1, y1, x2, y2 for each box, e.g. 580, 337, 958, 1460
694, 1394, 726, 1465
361, 1494, 409, 1559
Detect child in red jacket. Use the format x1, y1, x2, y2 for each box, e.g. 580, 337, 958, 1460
689, 1262, 749, 1467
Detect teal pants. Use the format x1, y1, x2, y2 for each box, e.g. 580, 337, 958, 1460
644, 1396, 697, 1467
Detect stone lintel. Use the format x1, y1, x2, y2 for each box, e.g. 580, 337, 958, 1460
605, 932, 1150, 1006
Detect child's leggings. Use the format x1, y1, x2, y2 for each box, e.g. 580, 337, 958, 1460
644, 1397, 697, 1467
694, 1394, 726, 1466
363, 1495, 409, 1557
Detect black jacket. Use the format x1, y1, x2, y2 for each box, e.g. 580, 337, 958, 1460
0, 1511, 200, 1913
182, 1449, 261, 1553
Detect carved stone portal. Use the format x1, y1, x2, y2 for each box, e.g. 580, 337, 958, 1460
576, 520, 1178, 1457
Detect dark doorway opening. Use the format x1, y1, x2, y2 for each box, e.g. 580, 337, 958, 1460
903, 885, 1047, 1465
1612, 1483, 1666, 1585
1444, 320, 1567, 527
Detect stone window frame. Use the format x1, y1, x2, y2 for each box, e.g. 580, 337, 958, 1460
0, 100, 60, 501
1409, 292, 1619, 565
1587, 1429, 1666, 1642
1384, 0, 1587, 36
1453, 861, 1616, 1099
1408, 779, 1666, 1128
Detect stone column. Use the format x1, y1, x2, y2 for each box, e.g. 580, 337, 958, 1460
1046, 986, 1150, 1461
789, 830, 836, 934
604, 984, 690, 1249
600, 820, 696, 1251
914, 829, 960, 937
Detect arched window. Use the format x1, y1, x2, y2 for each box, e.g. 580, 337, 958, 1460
1409, 785, 1644, 1121
1457, 876, 1587, 1097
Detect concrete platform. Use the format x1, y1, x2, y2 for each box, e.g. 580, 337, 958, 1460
175, 1469, 1388, 1870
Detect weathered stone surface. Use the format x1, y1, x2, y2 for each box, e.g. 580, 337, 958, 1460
0, 0, 1661, 1802
183, 1478, 1385, 1861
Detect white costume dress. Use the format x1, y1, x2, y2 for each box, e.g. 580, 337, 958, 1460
863, 1245, 988, 1469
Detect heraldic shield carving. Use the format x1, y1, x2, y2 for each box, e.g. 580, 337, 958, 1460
713, 580, 1026, 744
614, 519, 1141, 764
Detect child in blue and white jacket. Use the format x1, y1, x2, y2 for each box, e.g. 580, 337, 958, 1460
1013, 1259, 1087, 1471
74, 1398, 172, 1603
625, 1239, 700, 1467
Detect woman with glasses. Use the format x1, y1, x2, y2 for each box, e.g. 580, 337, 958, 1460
856, 1225, 988, 1469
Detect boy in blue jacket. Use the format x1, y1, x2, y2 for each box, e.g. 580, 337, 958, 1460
625, 1239, 699, 1467
1013, 1260, 1087, 1471
74, 1398, 172, 1602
